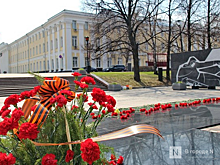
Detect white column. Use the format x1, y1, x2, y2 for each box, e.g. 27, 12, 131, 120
57, 24, 61, 71
66, 22, 72, 71
62, 23, 66, 71
78, 21, 85, 67
52, 27, 56, 72
48, 29, 51, 72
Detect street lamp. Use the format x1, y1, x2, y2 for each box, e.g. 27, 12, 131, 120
85, 36, 90, 73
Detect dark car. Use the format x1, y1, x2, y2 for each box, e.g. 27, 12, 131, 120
83, 66, 98, 72
103, 65, 126, 72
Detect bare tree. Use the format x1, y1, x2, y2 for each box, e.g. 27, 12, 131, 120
84, 0, 164, 82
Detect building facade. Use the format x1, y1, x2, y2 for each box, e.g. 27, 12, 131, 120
0, 10, 150, 73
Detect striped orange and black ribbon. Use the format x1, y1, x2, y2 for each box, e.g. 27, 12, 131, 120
21, 76, 75, 127
31, 124, 163, 146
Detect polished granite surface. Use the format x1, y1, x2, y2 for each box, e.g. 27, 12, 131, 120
97, 102, 220, 165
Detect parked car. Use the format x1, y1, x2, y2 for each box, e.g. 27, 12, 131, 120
103, 65, 126, 72
83, 66, 98, 72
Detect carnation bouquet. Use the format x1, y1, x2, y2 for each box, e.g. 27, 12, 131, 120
0, 73, 162, 165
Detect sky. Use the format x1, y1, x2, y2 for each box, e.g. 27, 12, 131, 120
0, 0, 83, 44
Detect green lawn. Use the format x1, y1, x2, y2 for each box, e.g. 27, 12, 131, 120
92, 71, 169, 87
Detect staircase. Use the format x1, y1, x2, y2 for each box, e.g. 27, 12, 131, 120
0, 73, 108, 97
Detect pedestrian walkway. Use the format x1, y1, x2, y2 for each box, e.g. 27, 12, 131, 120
1, 86, 220, 109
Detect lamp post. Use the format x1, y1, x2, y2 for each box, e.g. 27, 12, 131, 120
85, 36, 90, 73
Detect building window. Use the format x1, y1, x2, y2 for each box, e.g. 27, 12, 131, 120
30, 48, 32, 57
47, 42, 48, 51
161, 43, 165, 50
85, 22, 88, 30
60, 24, 63, 29
39, 32, 41, 39
96, 57, 101, 67
35, 34, 37, 40
51, 59, 54, 70
51, 40, 53, 50
25, 51, 26, 58
43, 61, 46, 70
107, 58, 112, 67
73, 57, 78, 67
42, 31, 45, 38
43, 43, 45, 52
146, 43, 148, 51
33, 63, 35, 71
55, 38, 58, 49
56, 58, 59, 69
61, 57, 63, 68
36, 46, 38, 55
30, 38, 31, 43
72, 20, 77, 30
39, 45, 41, 54
72, 36, 77, 47
40, 61, 42, 71
36, 62, 38, 71
32, 36, 34, 42
47, 60, 49, 70
61, 37, 63, 47
33, 47, 35, 56
54, 27, 57, 32
118, 57, 122, 64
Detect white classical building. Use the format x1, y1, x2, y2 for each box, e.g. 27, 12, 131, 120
0, 10, 148, 73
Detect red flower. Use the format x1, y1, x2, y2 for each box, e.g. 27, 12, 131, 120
1, 110, 11, 118
90, 112, 95, 116
31, 105, 37, 111
80, 76, 96, 85
80, 83, 89, 89
77, 94, 88, 102
72, 72, 82, 77
65, 149, 74, 162
80, 138, 100, 165
11, 108, 24, 121
92, 115, 97, 119
34, 85, 41, 93
0, 118, 17, 135
0, 105, 9, 116
91, 88, 106, 104
19, 122, 39, 140
106, 95, 116, 107
44, 77, 52, 80
107, 104, 114, 113
60, 90, 73, 96
74, 80, 81, 86
117, 156, 124, 164
20, 91, 31, 100
50, 98, 56, 104
42, 154, 57, 165
111, 154, 116, 161
0, 152, 16, 165
102, 110, 106, 114
71, 105, 79, 110
55, 95, 67, 107
4, 94, 20, 106
92, 104, 98, 109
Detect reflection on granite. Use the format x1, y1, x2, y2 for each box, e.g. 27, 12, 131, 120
97, 102, 220, 165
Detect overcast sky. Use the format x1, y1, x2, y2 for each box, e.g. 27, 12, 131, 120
0, 0, 83, 44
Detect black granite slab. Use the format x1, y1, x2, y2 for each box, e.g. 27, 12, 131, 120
96, 102, 220, 165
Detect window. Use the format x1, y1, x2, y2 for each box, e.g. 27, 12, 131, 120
35, 34, 37, 40
51, 59, 54, 70
72, 36, 77, 47
72, 20, 77, 30
47, 60, 49, 70
42, 31, 45, 38
36, 62, 38, 71
96, 38, 100, 47
36, 46, 38, 55
60, 24, 63, 29
51, 40, 53, 50
85, 22, 88, 30
107, 58, 112, 67
25, 51, 26, 58
118, 57, 122, 64
161, 43, 165, 50
54, 27, 57, 32
56, 58, 59, 68
61, 37, 63, 47
33, 63, 35, 71
30, 38, 31, 43
40, 61, 42, 71
47, 42, 48, 51
32, 36, 34, 42
43, 43, 45, 52
30, 48, 32, 57
146, 43, 148, 51
43, 61, 46, 70
33, 47, 35, 56
96, 57, 101, 67
39, 45, 41, 54
39, 32, 41, 39
61, 57, 63, 68
55, 38, 58, 49
73, 57, 78, 67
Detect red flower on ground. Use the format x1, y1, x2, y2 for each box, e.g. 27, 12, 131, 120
65, 149, 74, 163
80, 76, 96, 85
80, 138, 100, 165
1, 110, 11, 118
19, 122, 39, 140
0, 152, 16, 165
11, 108, 24, 121
117, 156, 124, 164
72, 72, 82, 77
107, 104, 114, 113
42, 154, 57, 165
33, 85, 41, 94
4, 94, 20, 106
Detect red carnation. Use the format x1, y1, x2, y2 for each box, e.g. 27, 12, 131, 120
42, 153, 57, 165
55, 95, 67, 107
50, 98, 56, 104
72, 72, 82, 77
107, 104, 114, 113
74, 80, 81, 86
80, 83, 89, 89
4, 94, 20, 106
19, 122, 39, 140
65, 149, 74, 162
80, 138, 100, 165
0, 118, 17, 135
71, 105, 79, 110
91, 88, 106, 104
106, 95, 116, 107
1, 110, 11, 118
34, 85, 41, 93
11, 108, 24, 122
20, 91, 31, 100
80, 76, 96, 85
60, 90, 73, 96
0, 152, 16, 165
117, 156, 124, 164
0, 105, 9, 116
77, 93, 88, 102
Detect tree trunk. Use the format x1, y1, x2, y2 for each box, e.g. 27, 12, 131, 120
187, 0, 192, 51
133, 44, 141, 82
207, 0, 211, 48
